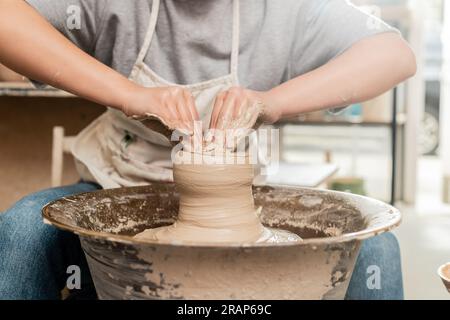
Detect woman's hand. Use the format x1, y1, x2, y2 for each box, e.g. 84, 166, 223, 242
122, 86, 200, 135
209, 87, 280, 131
0, 0, 200, 137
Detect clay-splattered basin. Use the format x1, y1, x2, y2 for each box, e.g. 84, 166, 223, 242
42, 184, 401, 300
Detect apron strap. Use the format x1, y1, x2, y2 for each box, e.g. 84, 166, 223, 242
135, 0, 160, 66
230, 0, 240, 83
135, 0, 240, 82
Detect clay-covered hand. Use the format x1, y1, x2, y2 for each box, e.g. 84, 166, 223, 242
122, 86, 200, 136
209, 87, 280, 131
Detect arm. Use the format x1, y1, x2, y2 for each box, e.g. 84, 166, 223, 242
0, 0, 198, 132
266, 33, 417, 120
0, 63, 26, 82
210, 33, 417, 128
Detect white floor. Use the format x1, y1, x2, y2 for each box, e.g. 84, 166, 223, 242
395, 156, 450, 300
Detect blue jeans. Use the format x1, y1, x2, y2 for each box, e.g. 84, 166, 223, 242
0, 183, 404, 300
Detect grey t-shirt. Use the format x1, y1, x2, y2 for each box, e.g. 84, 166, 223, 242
26, 0, 397, 91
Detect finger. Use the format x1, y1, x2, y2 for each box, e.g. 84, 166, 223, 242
183, 90, 200, 121
182, 90, 201, 141
165, 99, 181, 130
247, 101, 265, 129
183, 92, 203, 147
230, 97, 248, 129
247, 106, 260, 128
216, 94, 236, 130
209, 92, 226, 129
220, 96, 243, 150
226, 98, 245, 149
176, 95, 192, 126
234, 99, 257, 129
225, 97, 256, 150
175, 100, 194, 135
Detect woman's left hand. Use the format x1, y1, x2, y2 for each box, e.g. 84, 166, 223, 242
209, 87, 280, 131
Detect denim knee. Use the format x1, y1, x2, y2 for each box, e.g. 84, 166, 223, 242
1, 184, 91, 239
0, 182, 100, 260
0, 183, 99, 299
1, 188, 61, 243
346, 232, 404, 300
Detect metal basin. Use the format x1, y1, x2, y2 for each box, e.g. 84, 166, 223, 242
42, 183, 401, 300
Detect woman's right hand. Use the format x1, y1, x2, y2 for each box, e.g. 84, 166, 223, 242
121, 86, 200, 135
0, 1, 200, 136
0, 1, 200, 137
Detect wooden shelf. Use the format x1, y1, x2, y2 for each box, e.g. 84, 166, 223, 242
255, 162, 339, 188
0, 82, 73, 98
275, 113, 407, 128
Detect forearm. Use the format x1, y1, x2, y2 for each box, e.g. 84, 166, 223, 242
0, 63, 26, 82
267, 33, 417, 119
0, 0, 135, 110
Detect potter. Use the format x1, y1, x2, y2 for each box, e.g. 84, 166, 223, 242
0, 0, 415, 300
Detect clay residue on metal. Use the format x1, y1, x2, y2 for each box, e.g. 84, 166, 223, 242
42, 182, 401, 300
254, 186, 367, 238
47, 184, 179, 236
43, 183, 367, 241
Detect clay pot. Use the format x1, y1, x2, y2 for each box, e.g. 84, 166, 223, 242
438, 263, 450, 293
43, 184, 401, 300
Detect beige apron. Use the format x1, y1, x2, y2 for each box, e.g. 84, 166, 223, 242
72, 0, 241, 189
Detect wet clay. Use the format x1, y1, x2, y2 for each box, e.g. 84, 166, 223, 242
135, 153, 300, 243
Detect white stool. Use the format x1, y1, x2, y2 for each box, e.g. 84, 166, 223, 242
51, 126, 76, 187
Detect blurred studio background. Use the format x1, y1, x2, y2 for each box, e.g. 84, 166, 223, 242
0, 0, 449, 299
